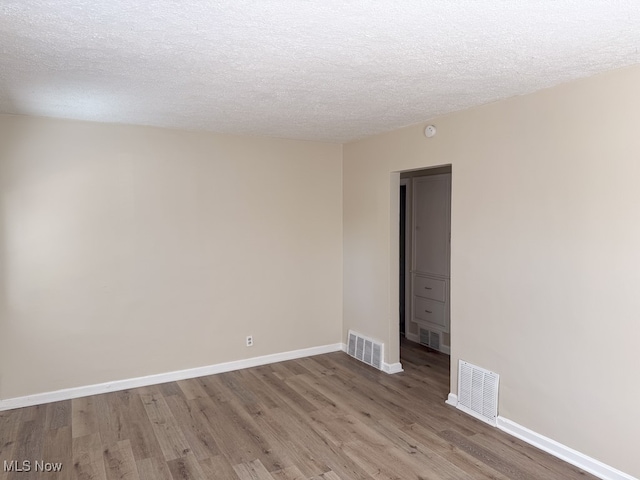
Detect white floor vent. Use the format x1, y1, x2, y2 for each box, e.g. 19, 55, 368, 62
457, 360, 500, 426
347, 330, 383, 370
419, 328, 440, 351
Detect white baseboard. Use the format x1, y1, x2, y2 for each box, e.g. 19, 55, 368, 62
496, 417, 636, 480
403, 333, 450, 355
339, 343, 404, 374
382, 362, 404, 374
444, 393, 634, 480
405, 332, 420, 343
445, 392, 458, 407
0, 343, 344, 411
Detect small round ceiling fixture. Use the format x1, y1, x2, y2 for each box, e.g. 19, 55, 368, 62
424, 125, 437, 138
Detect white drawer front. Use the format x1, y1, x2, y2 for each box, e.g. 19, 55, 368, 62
414, 297, 446, 329
414, 276, 446, 302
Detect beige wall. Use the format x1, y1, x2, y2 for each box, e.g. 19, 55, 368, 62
0, 114, 343, 400
1, 65, 637, 476
343, 65, 640, 477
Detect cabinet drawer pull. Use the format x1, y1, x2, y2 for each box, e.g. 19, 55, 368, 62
425, 310, 432, 314
424, 287, 432, 290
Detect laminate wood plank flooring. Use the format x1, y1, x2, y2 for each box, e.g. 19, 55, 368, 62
0, 338, 596, 479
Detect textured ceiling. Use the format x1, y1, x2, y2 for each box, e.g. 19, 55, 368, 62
1, 1, 640, 142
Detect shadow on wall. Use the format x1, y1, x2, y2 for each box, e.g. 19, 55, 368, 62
0, 155, 5, 400
0, 116, 23, 400
1, 97, 26, 389
0, 116, 47, 400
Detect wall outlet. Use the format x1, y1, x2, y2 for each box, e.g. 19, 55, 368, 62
246, 335, 253, 347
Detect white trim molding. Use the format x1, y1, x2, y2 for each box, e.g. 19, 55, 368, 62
382, 362, 404, 374
496, 417, 636, 480
405, 332, 420, 343
444, 395, 635, 480
0, 343, 344, 412
445, 392, 458, 407
340, 342, 404, 374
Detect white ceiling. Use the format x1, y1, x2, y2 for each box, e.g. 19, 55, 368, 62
1, 1, 639, 143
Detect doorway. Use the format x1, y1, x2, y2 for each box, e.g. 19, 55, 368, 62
399, 166, 452, 360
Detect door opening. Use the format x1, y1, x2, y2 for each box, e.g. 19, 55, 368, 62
399, 166, 452, 358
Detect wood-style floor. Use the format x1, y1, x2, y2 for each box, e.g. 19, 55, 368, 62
0, 339, 594, 480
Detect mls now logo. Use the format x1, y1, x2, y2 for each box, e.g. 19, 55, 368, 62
3, 460, 63, 472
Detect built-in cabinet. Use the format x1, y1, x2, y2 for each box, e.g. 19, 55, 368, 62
410, 173, 451, 352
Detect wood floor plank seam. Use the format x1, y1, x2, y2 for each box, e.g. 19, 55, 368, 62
0, 339, 596, 480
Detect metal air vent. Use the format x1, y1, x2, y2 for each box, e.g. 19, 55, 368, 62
457, 360, 499, 426
347, 331, 383, 370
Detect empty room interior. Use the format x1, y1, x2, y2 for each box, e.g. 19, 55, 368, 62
0, 2, 639, 480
